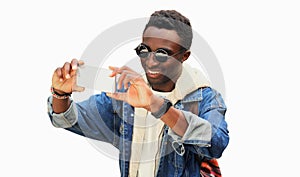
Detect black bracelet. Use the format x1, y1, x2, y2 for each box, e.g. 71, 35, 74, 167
151, 98, 172, 119
50, 86, 71, 99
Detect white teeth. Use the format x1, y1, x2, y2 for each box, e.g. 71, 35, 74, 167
148, 70, 160, 74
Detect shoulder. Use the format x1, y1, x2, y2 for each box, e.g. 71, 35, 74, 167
201, 87, 227, 110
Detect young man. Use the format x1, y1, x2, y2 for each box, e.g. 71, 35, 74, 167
47, 10, 229, 177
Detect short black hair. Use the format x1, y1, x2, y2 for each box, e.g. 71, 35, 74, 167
143, 10, 193, 50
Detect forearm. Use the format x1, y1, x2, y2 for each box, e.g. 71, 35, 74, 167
52, 97, 71, 113
51, 86, 72, 113
161, 107, 188, 137
47, 96, 78, 128
149, 95, 188, 137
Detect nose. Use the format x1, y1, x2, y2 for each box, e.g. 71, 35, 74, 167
146, 52, 160, 67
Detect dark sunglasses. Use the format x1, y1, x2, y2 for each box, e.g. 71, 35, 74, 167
134, 43, 185, 62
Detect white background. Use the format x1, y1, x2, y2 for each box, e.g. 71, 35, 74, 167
1, 0, 299, 176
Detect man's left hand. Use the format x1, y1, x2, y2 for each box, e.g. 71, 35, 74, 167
106, 66, 154, 110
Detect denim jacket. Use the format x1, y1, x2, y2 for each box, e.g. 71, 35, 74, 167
47, 87, 229, 177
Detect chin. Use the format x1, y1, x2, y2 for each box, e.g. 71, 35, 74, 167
147, 76, 171, 87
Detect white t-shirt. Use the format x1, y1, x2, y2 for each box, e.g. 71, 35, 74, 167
129, 91, 170, 177
137, 91, 170, 177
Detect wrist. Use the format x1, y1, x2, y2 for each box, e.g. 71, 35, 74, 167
51, 86, 71, 99
146, 95, 164, 112
150, 96, 172, 119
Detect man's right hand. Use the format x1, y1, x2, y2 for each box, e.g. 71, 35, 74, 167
52, 58, 85, 95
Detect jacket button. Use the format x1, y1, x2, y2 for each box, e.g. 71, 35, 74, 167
119, 124, 124, 134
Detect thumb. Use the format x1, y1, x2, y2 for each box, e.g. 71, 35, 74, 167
72, 85, 85, 92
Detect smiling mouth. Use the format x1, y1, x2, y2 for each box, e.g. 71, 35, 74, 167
146, 70, 162, 78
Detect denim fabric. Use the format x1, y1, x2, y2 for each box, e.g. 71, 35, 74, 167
47, 87, 229, 177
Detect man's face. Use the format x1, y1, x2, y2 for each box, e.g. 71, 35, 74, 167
140, 26, 186, 92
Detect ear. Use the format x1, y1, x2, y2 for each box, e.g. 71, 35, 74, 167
181, 50, 191, 62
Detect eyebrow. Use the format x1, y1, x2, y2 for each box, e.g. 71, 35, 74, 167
141, 43, 173, 54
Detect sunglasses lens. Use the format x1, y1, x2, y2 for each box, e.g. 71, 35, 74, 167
138, 51, 149, 58
136, 45, 149, 58
155, 49, 168, 62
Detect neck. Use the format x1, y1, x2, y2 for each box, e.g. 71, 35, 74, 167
152, 83, 175, 92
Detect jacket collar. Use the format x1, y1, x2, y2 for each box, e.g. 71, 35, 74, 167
144, 63, 211, 104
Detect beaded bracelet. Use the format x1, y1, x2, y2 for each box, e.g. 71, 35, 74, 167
50, 86, 71, 99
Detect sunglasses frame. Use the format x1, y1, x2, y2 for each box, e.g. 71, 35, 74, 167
135, 43, 185, 62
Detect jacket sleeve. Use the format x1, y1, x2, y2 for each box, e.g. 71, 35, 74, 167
197, 87, 229, 159
47, 93, 121, 146
168, 87, 229, 159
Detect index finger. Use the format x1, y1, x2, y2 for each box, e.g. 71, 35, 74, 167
108, 66, 119, 77
71, 59, 85, 76
109, 65, 136, 75
71, 59, 85, 70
